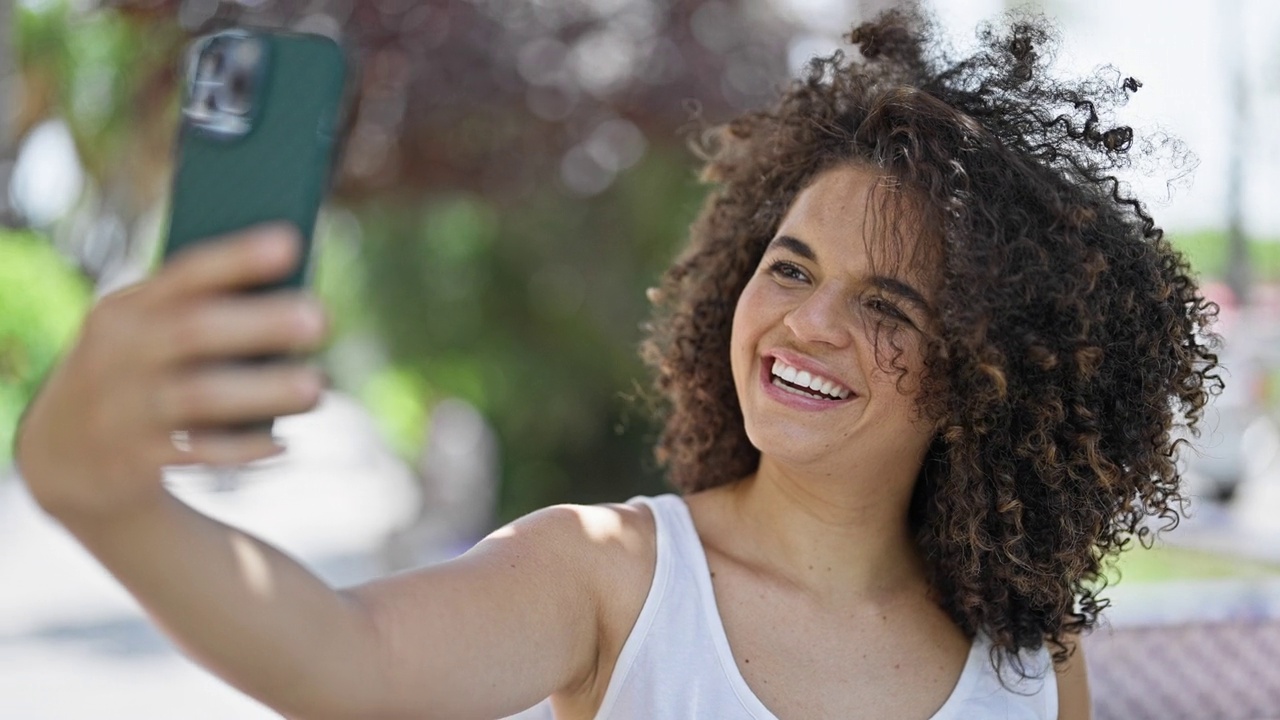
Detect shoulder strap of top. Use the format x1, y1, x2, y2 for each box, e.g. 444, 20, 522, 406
591, 495, 679, 718
645, 494, 693, 552
635, 495, 781, 719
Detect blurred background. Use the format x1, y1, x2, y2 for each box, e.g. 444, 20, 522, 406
1, 0, 1279, 717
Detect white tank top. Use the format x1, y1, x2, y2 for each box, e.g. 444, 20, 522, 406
586, 493, 1059, 720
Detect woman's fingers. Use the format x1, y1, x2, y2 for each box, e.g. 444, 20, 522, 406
158, 291, 328, 365
153, 223, 302, 301
156, 360, 326, 428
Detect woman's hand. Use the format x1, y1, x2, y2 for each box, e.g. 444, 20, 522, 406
14, 224, 329, 522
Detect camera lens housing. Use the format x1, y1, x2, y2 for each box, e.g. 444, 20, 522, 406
183, 31, 266, 138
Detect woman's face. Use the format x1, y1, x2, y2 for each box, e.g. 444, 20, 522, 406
730, 164, 938, 474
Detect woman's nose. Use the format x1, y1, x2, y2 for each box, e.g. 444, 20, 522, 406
783, 285, 854, 347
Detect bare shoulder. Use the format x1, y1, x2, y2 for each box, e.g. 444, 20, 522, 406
585, 500, 658, 595
337, 501, 659, 718
498, 501, 655, 581
488, 500, 658, 638
524, 501, 659, 716
1054, 633, 1092, 720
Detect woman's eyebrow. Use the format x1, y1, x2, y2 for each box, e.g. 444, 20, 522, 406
767, 235, 817, 261
872, 276, 931, 311
769, 234, 931, 311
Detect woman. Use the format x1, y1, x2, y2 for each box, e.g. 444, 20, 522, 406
15, 8, 1214, 720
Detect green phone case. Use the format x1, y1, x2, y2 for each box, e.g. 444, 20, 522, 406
163, 29, 347, 436
164, 29, 346, 289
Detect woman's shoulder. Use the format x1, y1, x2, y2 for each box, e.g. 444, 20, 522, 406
586, 499, 660, 597
510, 500, 662, 714
503, 499, 659, 597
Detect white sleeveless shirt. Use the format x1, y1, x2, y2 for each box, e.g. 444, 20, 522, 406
580, 493, 1059, 720
509, 491, 1059, 717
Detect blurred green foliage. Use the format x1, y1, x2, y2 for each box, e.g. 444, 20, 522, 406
15, 0, 182, 187
1107, 543, 1280, 584
0, 230, 92, 468
7, 0, 707, 520
311, 149, 702, 519
1170, 230, 1280, 283
10, 0, 1277, 528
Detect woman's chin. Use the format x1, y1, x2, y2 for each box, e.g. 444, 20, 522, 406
747, 431, 843, 470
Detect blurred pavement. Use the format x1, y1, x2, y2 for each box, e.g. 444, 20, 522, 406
0, 391, 422, 719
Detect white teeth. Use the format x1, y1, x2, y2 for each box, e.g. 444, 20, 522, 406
769, 358, 851, 400
772, 378, 824, 400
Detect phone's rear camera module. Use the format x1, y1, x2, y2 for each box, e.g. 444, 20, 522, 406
232, 38, 262, 69
213, 75, 251, 116
184, 31, 263, 138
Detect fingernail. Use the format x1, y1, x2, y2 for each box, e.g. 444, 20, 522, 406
299, 301, 326, 334
262, 226, 298, 254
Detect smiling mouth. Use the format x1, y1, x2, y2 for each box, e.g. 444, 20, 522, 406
768, 357, 852, 401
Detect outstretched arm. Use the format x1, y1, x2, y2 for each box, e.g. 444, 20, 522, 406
15, 226, 604, 719
57, 495, 606, 719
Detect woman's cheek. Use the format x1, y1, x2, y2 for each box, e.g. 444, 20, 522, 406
729, 284, 760, 388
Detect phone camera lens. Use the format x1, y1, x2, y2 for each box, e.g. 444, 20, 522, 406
209, 50, 225, 76
197, 52, 219, 82
224, 73, 251, 114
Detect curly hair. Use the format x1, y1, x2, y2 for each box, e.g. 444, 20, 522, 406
639, 6, 1220, 674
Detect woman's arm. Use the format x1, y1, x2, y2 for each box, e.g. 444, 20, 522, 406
57, 494, 608, 719
15, 226, 607, 719
345, 502, 638, 718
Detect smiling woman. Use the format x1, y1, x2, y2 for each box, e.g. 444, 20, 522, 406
14, 4, 1211, 720
640, 2, 1218, 716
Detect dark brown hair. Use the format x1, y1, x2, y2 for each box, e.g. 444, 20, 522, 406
640, 7, 1219, 673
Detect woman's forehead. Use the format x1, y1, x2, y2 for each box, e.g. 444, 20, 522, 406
777, 164, 939, 281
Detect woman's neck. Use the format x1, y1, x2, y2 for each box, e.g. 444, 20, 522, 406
717, 459, 929, 605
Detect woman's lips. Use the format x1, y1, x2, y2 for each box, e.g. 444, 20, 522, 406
758, 355, 855, 411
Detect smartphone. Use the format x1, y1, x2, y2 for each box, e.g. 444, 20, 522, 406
161, 27, 349, 436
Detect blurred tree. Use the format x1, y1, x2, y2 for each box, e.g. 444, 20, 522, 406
0, 230, 92, 469
0, 0, 17, 226
1223, 0, 1251, 303
9, 0, 806, 519
12, 1, 185, 282
94, 0, 798, 201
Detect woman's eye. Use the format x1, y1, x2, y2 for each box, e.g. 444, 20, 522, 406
768, 260, 808, 282
867, 297, 911, 323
